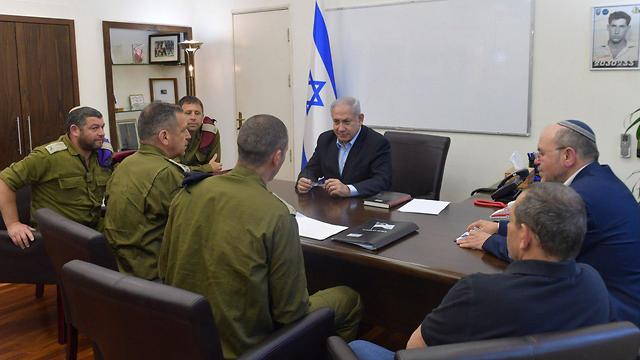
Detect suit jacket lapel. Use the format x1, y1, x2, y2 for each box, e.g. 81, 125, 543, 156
327, 134, 341, 176
341, 126, 367, 180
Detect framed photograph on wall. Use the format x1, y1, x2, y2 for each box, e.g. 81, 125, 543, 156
149, 33, 180, 64
129, 94, 145, 110
116, 120, 139, 150
591, 5, 640, 70
149, 78, 178, 104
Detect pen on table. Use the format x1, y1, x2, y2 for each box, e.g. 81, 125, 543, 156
311, 177, 325, 187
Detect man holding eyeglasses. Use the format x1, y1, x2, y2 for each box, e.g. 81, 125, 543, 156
459, 120, 640, 326
296, 96, 391, 197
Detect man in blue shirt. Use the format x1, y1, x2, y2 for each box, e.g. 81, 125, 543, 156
350, 182, 610, 360
459, 120, 640, 326
296, 96, 391, 197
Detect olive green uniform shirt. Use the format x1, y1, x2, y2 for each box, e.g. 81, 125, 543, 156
178, 125, 221, 173
0, 134, 110, 229
159, 166, 309, 359
104, 144, 186, 280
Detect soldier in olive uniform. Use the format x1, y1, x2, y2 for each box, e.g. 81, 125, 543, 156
0, 107, 110, 249
160, 114, 362, 359
178, 95, 223, 173
104, 103, 190, 280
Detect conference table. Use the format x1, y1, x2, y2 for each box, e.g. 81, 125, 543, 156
268, 180, 508, 334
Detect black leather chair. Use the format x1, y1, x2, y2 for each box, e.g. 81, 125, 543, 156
35, 208, 117, 360
61, 260, 336, 360
327, 321, 640, 360
384, 131, 450, 200
0, 185, 55, 298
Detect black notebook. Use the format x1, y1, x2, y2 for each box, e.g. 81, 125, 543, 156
331, 219, 419, 250
363, 191, 412, 209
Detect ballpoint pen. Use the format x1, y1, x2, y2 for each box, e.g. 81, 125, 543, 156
311, 177, 325, 187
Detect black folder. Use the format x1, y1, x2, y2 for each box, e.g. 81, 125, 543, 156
331, 219, 418, 250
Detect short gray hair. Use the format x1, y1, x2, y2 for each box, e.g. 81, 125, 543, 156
237, 114, 288, 166
65, 106, 102, 134
137, 102, 182, 141
554, 127, 599, 162
331, 96, 361, 118
514, 182, 586, 261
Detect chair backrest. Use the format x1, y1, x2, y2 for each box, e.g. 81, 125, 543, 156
384, 131, 450, 200
61, 260, 224, 360
395, 321, 640, 360
0, 185, 31, 230
35, 208, 117, 274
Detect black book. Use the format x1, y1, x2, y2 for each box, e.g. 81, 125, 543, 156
363, 191, 412, 209
331, 219, 418, 250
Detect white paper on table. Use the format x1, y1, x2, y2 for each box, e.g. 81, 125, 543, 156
295, 212, 348, 240
397, 199, 450, 215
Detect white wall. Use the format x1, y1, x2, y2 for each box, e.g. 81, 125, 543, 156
3, 0, 640, 201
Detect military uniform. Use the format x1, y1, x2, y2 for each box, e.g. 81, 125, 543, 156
0, 134, 110, 229
179, 119, 221, 173
159, 166, 362, 359
104, 144, 187, 280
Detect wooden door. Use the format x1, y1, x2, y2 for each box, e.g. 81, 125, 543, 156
16, 22, 75, 151
0, 22, 24, 169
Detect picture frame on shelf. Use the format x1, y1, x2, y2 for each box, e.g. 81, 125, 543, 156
116, 120, 139, 151
129, 94, 145, 110
149, 78, 178, 104
132, 43, 144, 64
149, 33, 180, 64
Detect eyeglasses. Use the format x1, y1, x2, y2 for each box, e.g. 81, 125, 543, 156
533, 147, 569, 159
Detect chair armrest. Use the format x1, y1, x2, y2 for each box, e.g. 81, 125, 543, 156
240, 307, 335, 360
327, 336, 359, 360
0, 231, 56, 284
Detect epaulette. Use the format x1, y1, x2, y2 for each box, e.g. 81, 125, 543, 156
181, 171, 212, 188
199, 116, 218, 153
272, 192, 297, 215
166, 158, 191, 174
45, 142, 67, 154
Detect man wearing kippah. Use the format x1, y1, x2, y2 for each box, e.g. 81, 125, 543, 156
460, 120, 640, 326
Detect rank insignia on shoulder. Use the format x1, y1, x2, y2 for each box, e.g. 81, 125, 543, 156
272, 193, 297, 215
45, 142, 67, 154
166, 158, 191, 174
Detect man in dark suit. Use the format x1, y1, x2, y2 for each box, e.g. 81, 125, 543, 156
296, 96, 391, 197
460, 120, 640, 326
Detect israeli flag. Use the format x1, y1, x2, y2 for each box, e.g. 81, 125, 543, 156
302, 0, 337, 170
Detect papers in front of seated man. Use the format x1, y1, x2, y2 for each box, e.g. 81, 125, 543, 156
397, 199, 450, 215
295, 212, 348, 240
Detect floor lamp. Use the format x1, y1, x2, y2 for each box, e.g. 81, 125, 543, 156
179, 39, 203, 96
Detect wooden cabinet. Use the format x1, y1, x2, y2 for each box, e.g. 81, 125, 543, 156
0, 15, 79, 169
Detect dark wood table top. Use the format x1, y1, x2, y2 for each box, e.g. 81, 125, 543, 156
268, 180, 508, 285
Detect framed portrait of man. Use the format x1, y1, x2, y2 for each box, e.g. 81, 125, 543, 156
591, 5, 640, 70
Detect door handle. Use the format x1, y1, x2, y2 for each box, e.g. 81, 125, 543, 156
16, 117, 23, 155
236, 112, 245, 130
27, 115, 33, 152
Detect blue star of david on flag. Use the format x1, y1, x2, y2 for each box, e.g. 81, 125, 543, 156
306, 72, 326, 114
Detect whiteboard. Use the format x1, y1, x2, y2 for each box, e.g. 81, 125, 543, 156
324, 0, 534, 135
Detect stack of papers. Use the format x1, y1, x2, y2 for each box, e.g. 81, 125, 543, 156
295, 213, 348, 240
397, 199, 450, 215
